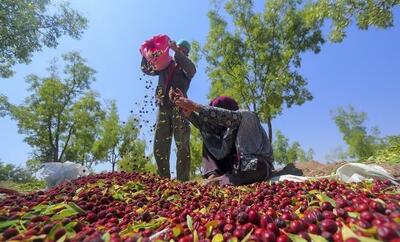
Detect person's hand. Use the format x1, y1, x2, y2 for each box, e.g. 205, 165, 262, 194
169, 88, 186, 103
168, 88, 177, 103
155, 89, 164, 107
181, 108, 192, 118
175, 96, 197, 113
202, 176, 221, 186
169, 40, 179, 52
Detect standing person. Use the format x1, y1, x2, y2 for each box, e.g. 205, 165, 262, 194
170, 88, 274, 186
141, 39, 196, 181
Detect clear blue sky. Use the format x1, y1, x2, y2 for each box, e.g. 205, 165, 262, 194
1, 1, 399, 172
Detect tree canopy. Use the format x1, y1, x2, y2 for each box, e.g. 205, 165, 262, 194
194, 0, 399, 142
0, 0, 87, 78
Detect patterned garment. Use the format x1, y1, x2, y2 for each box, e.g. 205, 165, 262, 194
188, 105, 274, 173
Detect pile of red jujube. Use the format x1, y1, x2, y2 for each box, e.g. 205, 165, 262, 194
1, 172, 399, 242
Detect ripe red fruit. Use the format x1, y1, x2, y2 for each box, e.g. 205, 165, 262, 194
345, 238, 360, 242
266, 209, 276, 218
260, 215, 273, 228
357, 219, 372, 229
178, 235, 193, 242
86, 212, 97, 222
54, 228, 66, 240
308, 224, 321, 234
321, 201, 334, 211
2, 227, 18, 239
276, 234, 290, 242
321, 231, 333, 241
243, 223, 254, 234
356, 203, 369, 212
254, 228, 265, 238
266, 223, 279, 235
223, 232, 233, 241
233, 228, 245, 239
320, 219, 338, 233
299, 231, 310, 241
360, 211, 374, 222
248, 209, 259, 224
290, 220, 305, 233
335, 208, 348, 219
223, 223, 235, 233
261, 230, 276, 242
377, 226, 398, 241
333, 232, 343, 242
281, 213, 293, 221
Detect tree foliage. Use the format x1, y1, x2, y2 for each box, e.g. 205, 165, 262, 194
65, 92, 105, 168
95, 103, 154, 173
273, 130, 311, 164
195, 0, 399, 142
190, 125, 203, 178
332, 106, 380, 160
0, 161, 36, 183
0, 0, 87, 78
1, 52, 97, 163
367, 135, 400, 163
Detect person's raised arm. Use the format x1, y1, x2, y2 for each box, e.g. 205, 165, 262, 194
169, 41, 196, 79
172, 88, 242, 129
174, 51, 196, 79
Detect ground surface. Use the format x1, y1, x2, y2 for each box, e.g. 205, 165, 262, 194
288, 161, 400, 178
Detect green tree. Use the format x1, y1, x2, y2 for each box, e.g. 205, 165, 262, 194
95, 102, 153, 173
305, 148, 315, 161
0, 52, 97, 163
325, 146, 350, 162
332, 106, 380, 160
0, 161, 35, 183
309, 0, 400, 42
287, 141, 300, 163
0, 0, 87, 78
94, 101, 121, 172
190, 125, 203, 178
273, 130, 310, 164
287, 141, 307, 162
195, 0, 399, 142
64, 92, 105, 168
368, 135, 400, 163
117, 115, 156, 173
273, 130, 289, 164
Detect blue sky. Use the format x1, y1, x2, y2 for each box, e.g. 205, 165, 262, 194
0, 1, 399, 172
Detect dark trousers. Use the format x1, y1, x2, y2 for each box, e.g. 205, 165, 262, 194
154, 107, 191, 181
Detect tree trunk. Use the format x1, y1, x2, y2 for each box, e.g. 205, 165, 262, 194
54, 141, 59, 162
267, 117, 273, 144
112, 161, 115, 173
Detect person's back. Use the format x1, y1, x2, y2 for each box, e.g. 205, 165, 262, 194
235, 110, 274, 170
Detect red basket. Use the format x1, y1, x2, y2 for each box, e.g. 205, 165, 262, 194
140, 34, 172, 71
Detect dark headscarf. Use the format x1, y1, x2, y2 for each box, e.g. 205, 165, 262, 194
209, 96, 239, 111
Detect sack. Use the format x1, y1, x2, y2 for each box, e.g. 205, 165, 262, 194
335, 163, 398, 184
38, 161, 89, 188
271, 163, 398, 184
